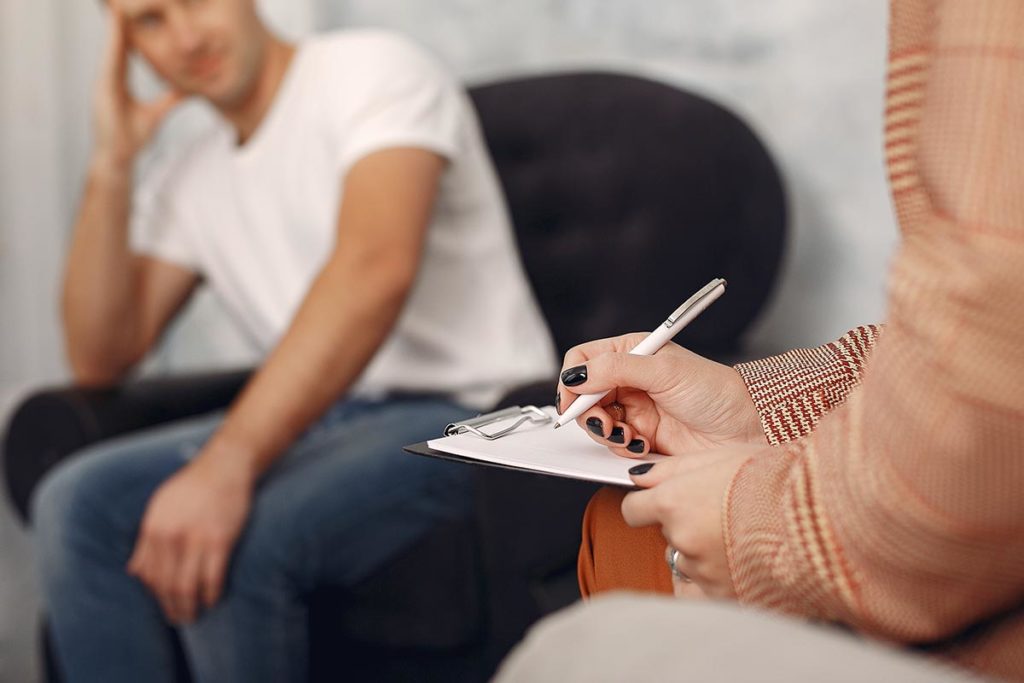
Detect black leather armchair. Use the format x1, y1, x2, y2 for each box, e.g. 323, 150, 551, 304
4, 72, 786, 682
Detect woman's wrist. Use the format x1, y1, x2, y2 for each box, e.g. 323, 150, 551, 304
728, 366, 767, 445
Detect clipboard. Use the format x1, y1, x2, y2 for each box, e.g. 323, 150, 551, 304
404, 405, 668, 487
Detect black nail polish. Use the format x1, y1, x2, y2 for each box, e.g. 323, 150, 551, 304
560, 365, 588, 387
629, 463, 655, 476
586, 417, 604, 435
555, 390, 561, 415
608, 426, 625, 444
627, 439, 645, 454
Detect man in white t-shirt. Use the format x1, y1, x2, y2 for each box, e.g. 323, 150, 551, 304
31, 1, 555, 680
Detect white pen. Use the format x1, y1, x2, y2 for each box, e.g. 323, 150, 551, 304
553, 277, 727, 429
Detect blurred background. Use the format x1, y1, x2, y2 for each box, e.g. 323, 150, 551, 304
0, 0, 895, 679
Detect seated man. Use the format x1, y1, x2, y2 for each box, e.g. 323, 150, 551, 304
31, 0, 555, 681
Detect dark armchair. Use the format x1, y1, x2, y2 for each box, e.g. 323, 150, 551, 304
4, 71, 786, 682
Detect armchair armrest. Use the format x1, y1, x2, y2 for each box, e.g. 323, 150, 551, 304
2, 369, 251, 523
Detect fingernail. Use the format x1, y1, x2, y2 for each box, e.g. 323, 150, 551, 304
560, 365, 588, 387
555, 390, 561, 415
629, 463, 654, 475
608, 426, 625, 444
627, 439, 645, 454
586, 417, 604, 435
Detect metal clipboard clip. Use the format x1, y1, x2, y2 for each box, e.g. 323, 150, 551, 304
444, 405, 551, 440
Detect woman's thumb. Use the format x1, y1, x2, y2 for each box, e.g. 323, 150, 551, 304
560, 352, 673, 395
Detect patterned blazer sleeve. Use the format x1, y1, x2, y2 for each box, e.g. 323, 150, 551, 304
722, 3, 1024, 676
734, 325, 882, 446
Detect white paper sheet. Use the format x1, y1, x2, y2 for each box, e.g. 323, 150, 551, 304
425, 406, 668, 486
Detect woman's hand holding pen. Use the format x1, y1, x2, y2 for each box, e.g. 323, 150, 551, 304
556, 334, 769, 599
556, 334, 766, 458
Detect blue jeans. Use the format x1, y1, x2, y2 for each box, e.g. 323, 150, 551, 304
31, 396, 477, 683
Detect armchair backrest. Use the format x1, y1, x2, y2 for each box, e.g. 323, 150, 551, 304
469, 72, 786, 357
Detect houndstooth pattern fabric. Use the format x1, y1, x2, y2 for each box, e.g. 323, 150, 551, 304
734, 325, 883, 446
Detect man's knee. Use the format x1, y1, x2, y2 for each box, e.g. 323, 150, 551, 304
222, 505, 309, 597
32, 459, 83, 559
31, 442, 174, 570
31, 451, 117, 584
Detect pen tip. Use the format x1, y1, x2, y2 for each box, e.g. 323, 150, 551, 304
552, 422, 562, 430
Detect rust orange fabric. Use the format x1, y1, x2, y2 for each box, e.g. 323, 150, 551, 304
578, 487, 672, 598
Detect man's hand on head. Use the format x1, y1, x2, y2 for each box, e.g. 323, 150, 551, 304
93, 6, 183, 173
126, 438, 257, 624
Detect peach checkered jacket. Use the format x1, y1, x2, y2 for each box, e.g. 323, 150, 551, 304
726, 1, 1024, 678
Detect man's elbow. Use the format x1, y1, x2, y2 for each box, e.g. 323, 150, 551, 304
381, 260, 419, 302
348, 250, 420, 305
65, 345, 139, 388
68, 362, 125, 388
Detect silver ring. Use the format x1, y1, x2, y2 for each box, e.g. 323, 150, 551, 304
665, 546, 693, 583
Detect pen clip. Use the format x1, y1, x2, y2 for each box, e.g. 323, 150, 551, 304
664, 278, 726, 328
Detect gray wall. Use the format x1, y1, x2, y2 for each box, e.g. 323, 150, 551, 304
0, 1, 896, 680
334, 0, 899, 354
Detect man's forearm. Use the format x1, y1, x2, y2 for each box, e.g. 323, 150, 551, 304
62, 155, 144, 383
195, 146, 442, 482
205, 248, 419, 481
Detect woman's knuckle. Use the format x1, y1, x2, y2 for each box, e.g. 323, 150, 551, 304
652, 488, 674, 517
563, 344, 587, 364
620, 496, 639, 523
666, 528, 688, 551
677, 529, 701, 553
599, 352, 623, 379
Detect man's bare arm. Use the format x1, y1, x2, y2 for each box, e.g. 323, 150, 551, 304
62, 162, 198, 384
62, 7, 190, 385
213, 146, 444, 478
127, 147, 445, 623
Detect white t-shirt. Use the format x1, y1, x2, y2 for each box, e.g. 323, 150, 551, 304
132, 30, 556, 409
